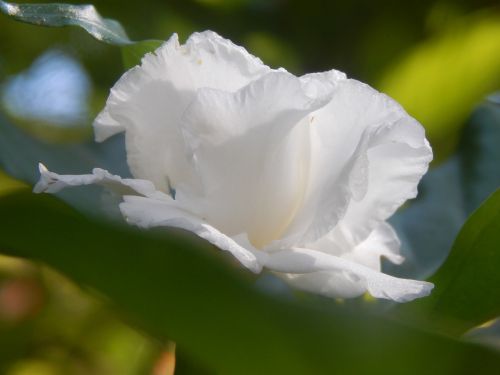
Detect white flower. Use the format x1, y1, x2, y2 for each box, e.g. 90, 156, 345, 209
34, 31, 433, 302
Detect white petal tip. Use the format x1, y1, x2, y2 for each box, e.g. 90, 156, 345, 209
394, 281, 434, 303
33, 163, 54, 194
245, 261, 263, 274
386, 254, 405, 265
38, 163, 48, 173
368, 279, 434, 303
32, 183, 44, 194
92, 113, 124, 142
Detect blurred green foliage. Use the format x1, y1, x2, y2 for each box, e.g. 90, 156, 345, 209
0, 170, 26, 196
0, 254, 164, 375
0, 0, 499, 374
380, 12, 500, 161
2, 190, 500, 374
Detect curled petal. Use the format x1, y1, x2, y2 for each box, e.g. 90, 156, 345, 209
120, 195, 261, 273
33, 163, 168, 199
256, 247, 432, 302
344, 222, 404, 271
278, 78, 432, 248
338, 119, 432, 246
307, 221, 404, 270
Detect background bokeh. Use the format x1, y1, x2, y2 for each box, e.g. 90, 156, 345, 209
0, 0, 499, 373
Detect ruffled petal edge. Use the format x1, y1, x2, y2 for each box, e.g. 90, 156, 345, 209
256, 247, 433, 302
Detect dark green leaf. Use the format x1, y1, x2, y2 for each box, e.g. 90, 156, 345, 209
425, 189, 500, 336
1, 191, 500, 374
0, 0, 131, 45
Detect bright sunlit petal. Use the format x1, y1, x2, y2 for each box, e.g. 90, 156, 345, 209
180, 71, 330, 247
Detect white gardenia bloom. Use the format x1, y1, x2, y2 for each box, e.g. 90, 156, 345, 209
34, 31, 434, 302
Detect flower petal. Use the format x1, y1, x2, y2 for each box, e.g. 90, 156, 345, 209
342, 222, 404, 270
256, 247, 433, 302
180, 71, 330, 248
33, 163, 168, 199
337, 117, 432, 246
33, 164, 261, 272
306, 221, 404, 270
93, 31, 271, 193
119, 195, 261, 273
277, 78, 432, 247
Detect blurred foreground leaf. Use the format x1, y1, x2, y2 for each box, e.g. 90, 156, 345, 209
1, 191, 500, 374
424, 189, 500, 336
0, 0, 130, 44
380, 13, 500, 160
0, 0, 162, 69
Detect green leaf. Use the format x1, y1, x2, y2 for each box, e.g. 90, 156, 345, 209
1, 190, 500, 374
0, 1, 163, 72
379, 13, 500, 161
424, 189, 500, 336
391, 107, 500, 331
0, 0, 131, 45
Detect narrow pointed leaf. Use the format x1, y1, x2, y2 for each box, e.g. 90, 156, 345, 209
396, 189, 500, 337
427, 189, 500, 335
